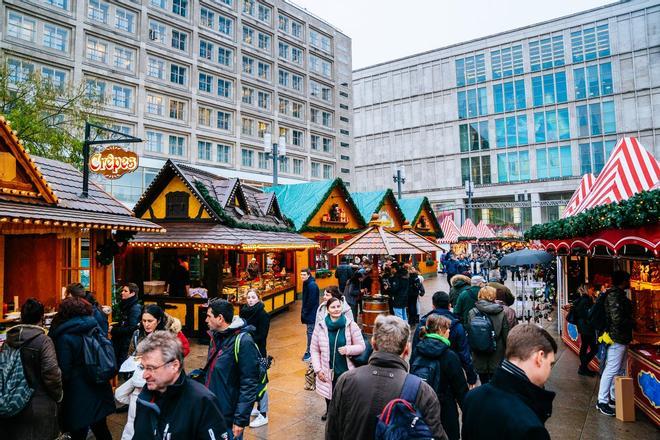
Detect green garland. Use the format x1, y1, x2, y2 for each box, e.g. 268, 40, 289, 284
300, 225, 364, 234
524, 189, 660, 241
194, 180, 295, 233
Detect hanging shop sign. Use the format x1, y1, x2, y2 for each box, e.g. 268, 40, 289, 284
89, 146, 139, 179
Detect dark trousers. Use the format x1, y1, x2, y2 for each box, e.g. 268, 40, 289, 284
407, 293, 419, 326
440, 398, 460, 440
70, 418, 112, 440
579, 332, 598, 370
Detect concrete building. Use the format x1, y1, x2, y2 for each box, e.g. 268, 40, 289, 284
1, 0, 353, 205
353, 0, 660, 230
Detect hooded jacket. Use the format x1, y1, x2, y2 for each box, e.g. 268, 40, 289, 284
128, 313, 190, 358
133, 370, 229, 440
239, 301, 270, 357
205, 317, 260, 428
0, 324, 63, 440
462, 364, 555, 440
49, 315, 116, 432
301, 276, 320, 325
467, 300, 509, 374
449, 275, 471, 308
315, 296, 354, 326
110, 295, 141, 361
453, 285, 481, 324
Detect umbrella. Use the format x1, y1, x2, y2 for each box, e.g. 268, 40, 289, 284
499, 249, 553, 266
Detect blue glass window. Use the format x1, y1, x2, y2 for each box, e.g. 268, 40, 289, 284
576, 105, 589, 136
535, 109, 569, 142
571, 25, 610, 63
579, 143, 592, 174
543, 74, 555, 105
467, 89, 478, 118
495, 119, 506, 147
506, 117, 517, 146
501, 151, 530, 182
517, 115, 528, 145
458, 91, 467, 119
493, 79, 525, 113
458, 88, 487, 119
515, 80, 526, 109
589, 103, 602, 135
478, 88, 488, 115
493, 84, 503, 113
580, 140, 616, 175
555, 72, 567, 103
592, 141, 604, 171
532, 72, 566, 107
558, 108, 570, 140
537, 148, 548, 179
504, 82, 515, 112
456, 54, 486, 86
560, 145, 572, 177
532, 76, 543, 107
520, 151, 530, 180
602, 101, 616, 133
495, 116, 527, 147
479, 121, 489, 149
537, 145, 572, 179
546, 111, 557, 142
497, 153, 508, 182
587, 65, 600, 98
491, 44, 524, 79
574, 68, 586, 100
529, 35, 564, 71
455, 59, 465, 87
600, 63, 613, 95
459, 122, 489, 152
534, 112, 545, 142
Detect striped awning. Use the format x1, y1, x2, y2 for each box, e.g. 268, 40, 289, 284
572, 137, 660, 215
438, 216, 460, 244
562, 173, 595, 218
476, 220, 496, 239
459, 218, 478, 237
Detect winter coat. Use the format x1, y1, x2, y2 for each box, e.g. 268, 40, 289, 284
604, 286, 634, 344
49, 315, 115, 432
343, 279, 362, 307
488, 282, 515, 306
496, 300, 518, 330
110, 295, 141, 363
133, 370, 228, 439
412, 308, 478, 385
239, 302, 270, 357
86, 293, 109, 336
114, 365, 145, 440
444, 258, 459, 275
572, 294, 595, 336
467, 300, 510, 375
449, 275, 471, 308
334, 263, 354, 291
310, 316, 364, 400
206, 317, 260, 428
325, 351, 448, 440
301, 276, 320, 325
453, 285, 480, 324
128, 313, 190, 357
390, 274, 409, 309
315, 297, 354, 326
462, 365, 555, 440
1, 325, 62, 440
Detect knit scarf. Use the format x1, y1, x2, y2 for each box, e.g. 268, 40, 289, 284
424, 333, 451, 346
325, 314, 348, 377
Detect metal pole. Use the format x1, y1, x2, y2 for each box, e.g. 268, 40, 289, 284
272, 142, 279, 186
81, 122, 91, 198
396, 169, 402, 199
467, 178, 473, 221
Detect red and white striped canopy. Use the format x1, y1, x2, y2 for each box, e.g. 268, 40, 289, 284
459, 218, 478, 237
572, 138, 660, 215
561, 173, 595, 218
438, 216, 460, 243
476, 220, 496, 239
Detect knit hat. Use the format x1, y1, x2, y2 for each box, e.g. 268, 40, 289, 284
471, 275, 485, 286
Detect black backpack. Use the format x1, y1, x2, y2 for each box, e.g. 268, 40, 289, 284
81, 326, 117, 384
410, 353, 443, 397
467, 310, 497, 353
588, 291, 609, 335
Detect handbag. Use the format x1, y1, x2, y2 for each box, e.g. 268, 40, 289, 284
189, 340, 222, 384
304, 363, 316, 391
349, 331, 373, 367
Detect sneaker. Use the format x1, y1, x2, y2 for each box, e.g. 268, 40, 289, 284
249, 414, 268, 428
608, 399, 616, 409
596, 402, 615, 416
302, 353, 311, 362
251, 408, 260, 417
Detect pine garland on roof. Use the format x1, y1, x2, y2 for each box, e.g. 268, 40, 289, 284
298, 178, 366, 231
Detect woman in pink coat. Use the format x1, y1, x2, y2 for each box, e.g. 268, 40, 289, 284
311, 296, 365, 421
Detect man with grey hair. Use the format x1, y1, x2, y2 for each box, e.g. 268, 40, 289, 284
132, 331, 229, 439
326, 315, 447, 440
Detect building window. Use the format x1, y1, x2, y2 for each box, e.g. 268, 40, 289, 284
278, 157, 290, 173
241, 86, 254, 105
113, 47, 134, 71
310, 29, 332, 53
497, 151, 530, 183
199, 73, 213, 93
170, 64, 186, 85
278, 14, 289, 32
242, 26, 254, 45
322, 138, 332, 153
311, 134, 320, 150
258, 33, 271, 51
45, 0, 70, 11
165, 192, 189, 218
491, 45, 523, 79
495, 115, 528, 147
292, 21, 303, 39
146, 94, 163, 115
241, 148, 254, 167
41, 66, 66, 89
88, 0, 109, 23
8, 12, 37, 42
115, 8, 135, 33
258, 3, 271, 23
86, 37, 108, 63
171, 30, 187, 51
243, 56, 254, 75
461, 156, 491, 185
323, 164, 333, 179
219, 16, 233, 36
310, 80, 332, 103
111, 85, 131, 109
309, 54, 332, 79
256, 152, 268, 169
243, 0, 255, 16
574, 62, 613, 100
493, 79, 525, 113
571, 24, 610, 63
292, 102, 304, 119
457, 88, 487, 119
531, 72, 567, 107
292, 130, 303, 147
257, 91, 270, 109
217, 144, 231, 163
579, 140, 616, 175
533, 109, 570, 142
529, 35, 564, 71
536, 145, 572, 179
200, 7, 214, 28
199, 40, 214, 60
293, 158, 303, 175
168, 135, 185, 156
278, 70, 289, 87
340, 155, 350, 160
148, 58, 165, 79
198, 107, 212, 126
218, 47, 233, 67
172, 0, 187, 17
84, 78, 105, 101
311, 162, 320, 178
42, 24, 69, 52
459, 122, 489, 152
217, 79, 232, 98
148, 21, 166, 44
146, 131, 163, 153
455, 54, 486, 86
169, 99, 185, 120
291, 47, 303, 65
258, 61, 271, 81
241, 117, 254, 136
217, 111, 231, 130
198, 141, 212, 160
576, 101, 616, 137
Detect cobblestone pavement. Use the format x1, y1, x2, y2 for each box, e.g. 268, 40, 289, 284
107, 274, 658, 439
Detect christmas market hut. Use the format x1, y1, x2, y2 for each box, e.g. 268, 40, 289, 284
263, 178, 366, 291
351, 189, 406, 233
397, 197, 443, 276
123, 160, 317, 335
0, 116, 163, 324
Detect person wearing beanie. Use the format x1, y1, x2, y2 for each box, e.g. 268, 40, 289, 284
453, 276, 486, 324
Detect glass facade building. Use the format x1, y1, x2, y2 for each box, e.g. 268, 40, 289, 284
353, 0, 660, 228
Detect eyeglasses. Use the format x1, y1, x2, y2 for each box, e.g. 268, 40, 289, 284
140, 360, 173, 373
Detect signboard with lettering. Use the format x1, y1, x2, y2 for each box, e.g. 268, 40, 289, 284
89, 146, 139, 179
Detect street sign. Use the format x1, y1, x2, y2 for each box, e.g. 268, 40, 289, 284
89, 146, 139, 179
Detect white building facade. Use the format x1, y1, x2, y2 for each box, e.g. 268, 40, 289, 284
353, 0, 659, 230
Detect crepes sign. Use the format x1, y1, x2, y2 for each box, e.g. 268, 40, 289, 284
89, 146, 139, 179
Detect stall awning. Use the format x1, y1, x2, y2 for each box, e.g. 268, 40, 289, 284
540, 224, 660, 254
459, 218, 478, 238
396, 227, 444, 253
562, 173, 595, 218
130, 222, 318, 250
439, 216, 460, 244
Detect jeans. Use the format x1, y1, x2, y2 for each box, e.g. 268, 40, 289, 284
305, 323, 314, 355
257, 390, 269, 415
393, 307, 407, 321
597, 342, 627, 404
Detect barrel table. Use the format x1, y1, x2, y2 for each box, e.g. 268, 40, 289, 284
361, 296, 390, 335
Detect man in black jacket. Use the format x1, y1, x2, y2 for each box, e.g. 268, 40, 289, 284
300, 268, 320, 362
462, 324, 557, 440
334, 256, 354, 292
133, 330, 228, 439
111, 283, 142, 367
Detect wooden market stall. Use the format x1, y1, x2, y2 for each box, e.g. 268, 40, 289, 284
398, 197, 443, 276
121, 160, 317, 336
264, 178, 366, 292
0, 116, 163, 320
351, 189, 405, 233
396, 222, 444, 277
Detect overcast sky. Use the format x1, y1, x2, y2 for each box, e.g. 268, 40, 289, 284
291, 0, 613, 69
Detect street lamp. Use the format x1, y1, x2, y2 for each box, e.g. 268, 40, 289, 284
464, 179, 474, 221
263, 132, 287, 185
392, 165, 406, 199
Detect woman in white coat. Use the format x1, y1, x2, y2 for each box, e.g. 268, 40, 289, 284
114, 357, 146, 440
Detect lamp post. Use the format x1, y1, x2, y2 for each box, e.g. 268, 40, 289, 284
464, 178, 474, 221
392, 165, 406, 199
263, 132, 287, 186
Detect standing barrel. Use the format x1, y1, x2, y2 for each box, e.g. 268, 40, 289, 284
361, 296, 390, 335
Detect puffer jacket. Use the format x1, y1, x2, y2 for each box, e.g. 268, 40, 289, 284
0, 325, 62, 440
449, 275, 471, 308
206, 317, 260, 428
467, 300, 510, 375
604, 286, 634, 344
310, 317, 365, 400
315, 296, 354, 325
128, 313, 190, 357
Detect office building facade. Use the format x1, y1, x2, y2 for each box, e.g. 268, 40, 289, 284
353, 0, 659, 229
1, 0, 353, 205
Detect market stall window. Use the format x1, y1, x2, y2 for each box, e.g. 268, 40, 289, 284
165, 191, 189, 218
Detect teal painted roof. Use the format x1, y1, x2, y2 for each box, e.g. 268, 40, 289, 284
351, 191, 390, 222
398, 198, 425, 223
263, 179, 336, 230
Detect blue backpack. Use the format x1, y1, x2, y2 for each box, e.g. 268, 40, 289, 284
375, 374, 434, 440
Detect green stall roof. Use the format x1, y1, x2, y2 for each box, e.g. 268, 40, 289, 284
398, 197, 425, 224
